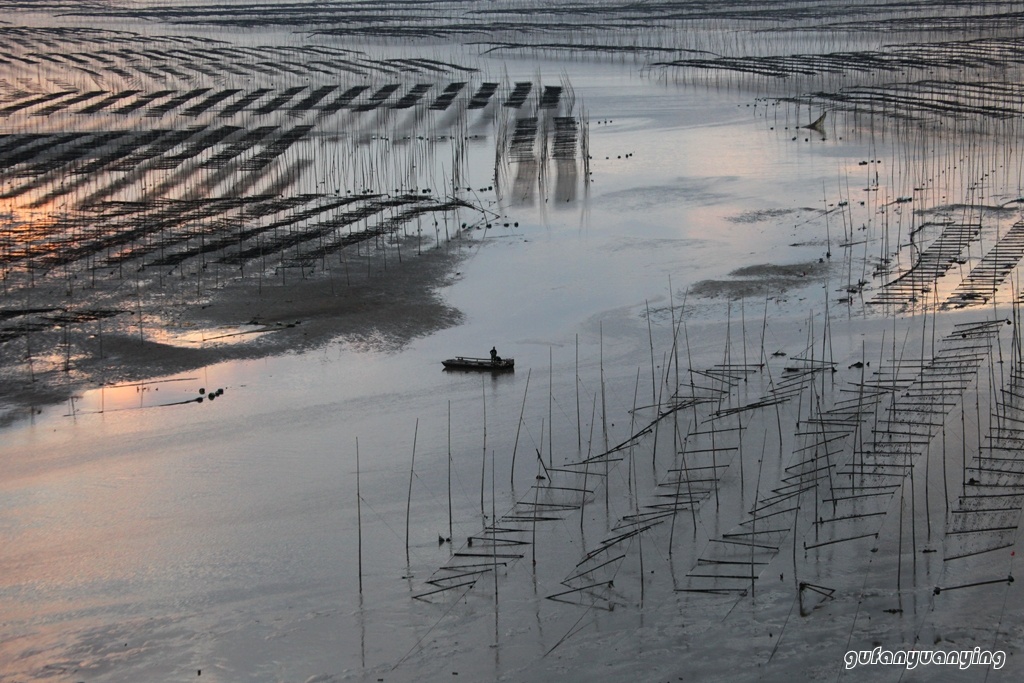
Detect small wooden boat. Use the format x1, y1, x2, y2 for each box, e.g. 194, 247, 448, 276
442, 356, 515, 372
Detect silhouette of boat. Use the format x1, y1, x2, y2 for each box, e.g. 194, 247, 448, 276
442, 356, 515, 372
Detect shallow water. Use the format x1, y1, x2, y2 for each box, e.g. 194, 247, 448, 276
4, 3, 1024, 682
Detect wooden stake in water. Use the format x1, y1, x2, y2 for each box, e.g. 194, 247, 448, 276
356, 437, 364, 594
751, 432, 767, 599
669, 286, 679, 459
629, 367, 640, 498
492, 449, 499, 610
576, 334, 581, 451
741, 297, 748, 379
897, 477, 905, 601
482, 378, 487, 515
646, 299, 657, 405
549, 345, 554, 468
669, 418, 698, 549
651, 352, 667, 470
823, 181, 832, 259
406, 419, 419, 564
511, 369, 532, 488
600, 321, 609, 509
532, 456, 541, 568
759, 292, 769, 367
447, 401, 453, 541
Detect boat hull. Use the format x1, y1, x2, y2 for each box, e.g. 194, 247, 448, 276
442, 357, 515, 372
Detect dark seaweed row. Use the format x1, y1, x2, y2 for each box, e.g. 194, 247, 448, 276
145, 195, 368, 267
538, 85, 562, 109
145, 88, 212, 118
2, 38, 477, 89
7, 194, 333, 269
870, 222, 980, 305
0, 123, 302, 210
2, 81, 556, 119
0, 132, 88, 176
509, 117, 538, 161
60, 0, 1018, 40
428, 82, 465, 111
685, 320, 1003, 593
551, 117, 578, 160
943, 364, 1024, 561
467, 82, 498, 109
290, 85, 339, 112
353, 84, 401, 112
184, 89, 242, 117
792, 80, 1024, 122
221, 195, 413, 265
286, 198, 474, 267
254, 86, 307, 115
33, 90, 106, 116
0, 25, 219, 52
945, 221, 1024, 307
218, 88, 273, 118
0, 308, 125, 345
203, 125, 278, 169
319, 86, 370, 114
110, 128, 203, 171
503, 81, 532, 108
392, 83, 433, 109
653, 37, 1024, 79
0, 188, 472, 288
78, 90, 140, 114
10, 132, 130, 179
0, 90, 74, 115
238, 125, 313, 173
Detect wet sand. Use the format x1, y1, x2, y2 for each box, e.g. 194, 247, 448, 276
0, 236, 476, 426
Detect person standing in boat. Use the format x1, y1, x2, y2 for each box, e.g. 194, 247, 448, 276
490, 346, 501, 363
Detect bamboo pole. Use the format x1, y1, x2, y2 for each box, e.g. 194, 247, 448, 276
357, 437, 363, 594
600, 321, 609, 510
646, 299, 657, 405
406, 418, 419, 564
482, 378, 487, 516
549, 345, 554, 468
511, 368, 532, 488
576, 333, 581, 451
448, 401, 453, 542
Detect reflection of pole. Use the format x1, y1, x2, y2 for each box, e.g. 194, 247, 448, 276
356, 437, 363, 594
